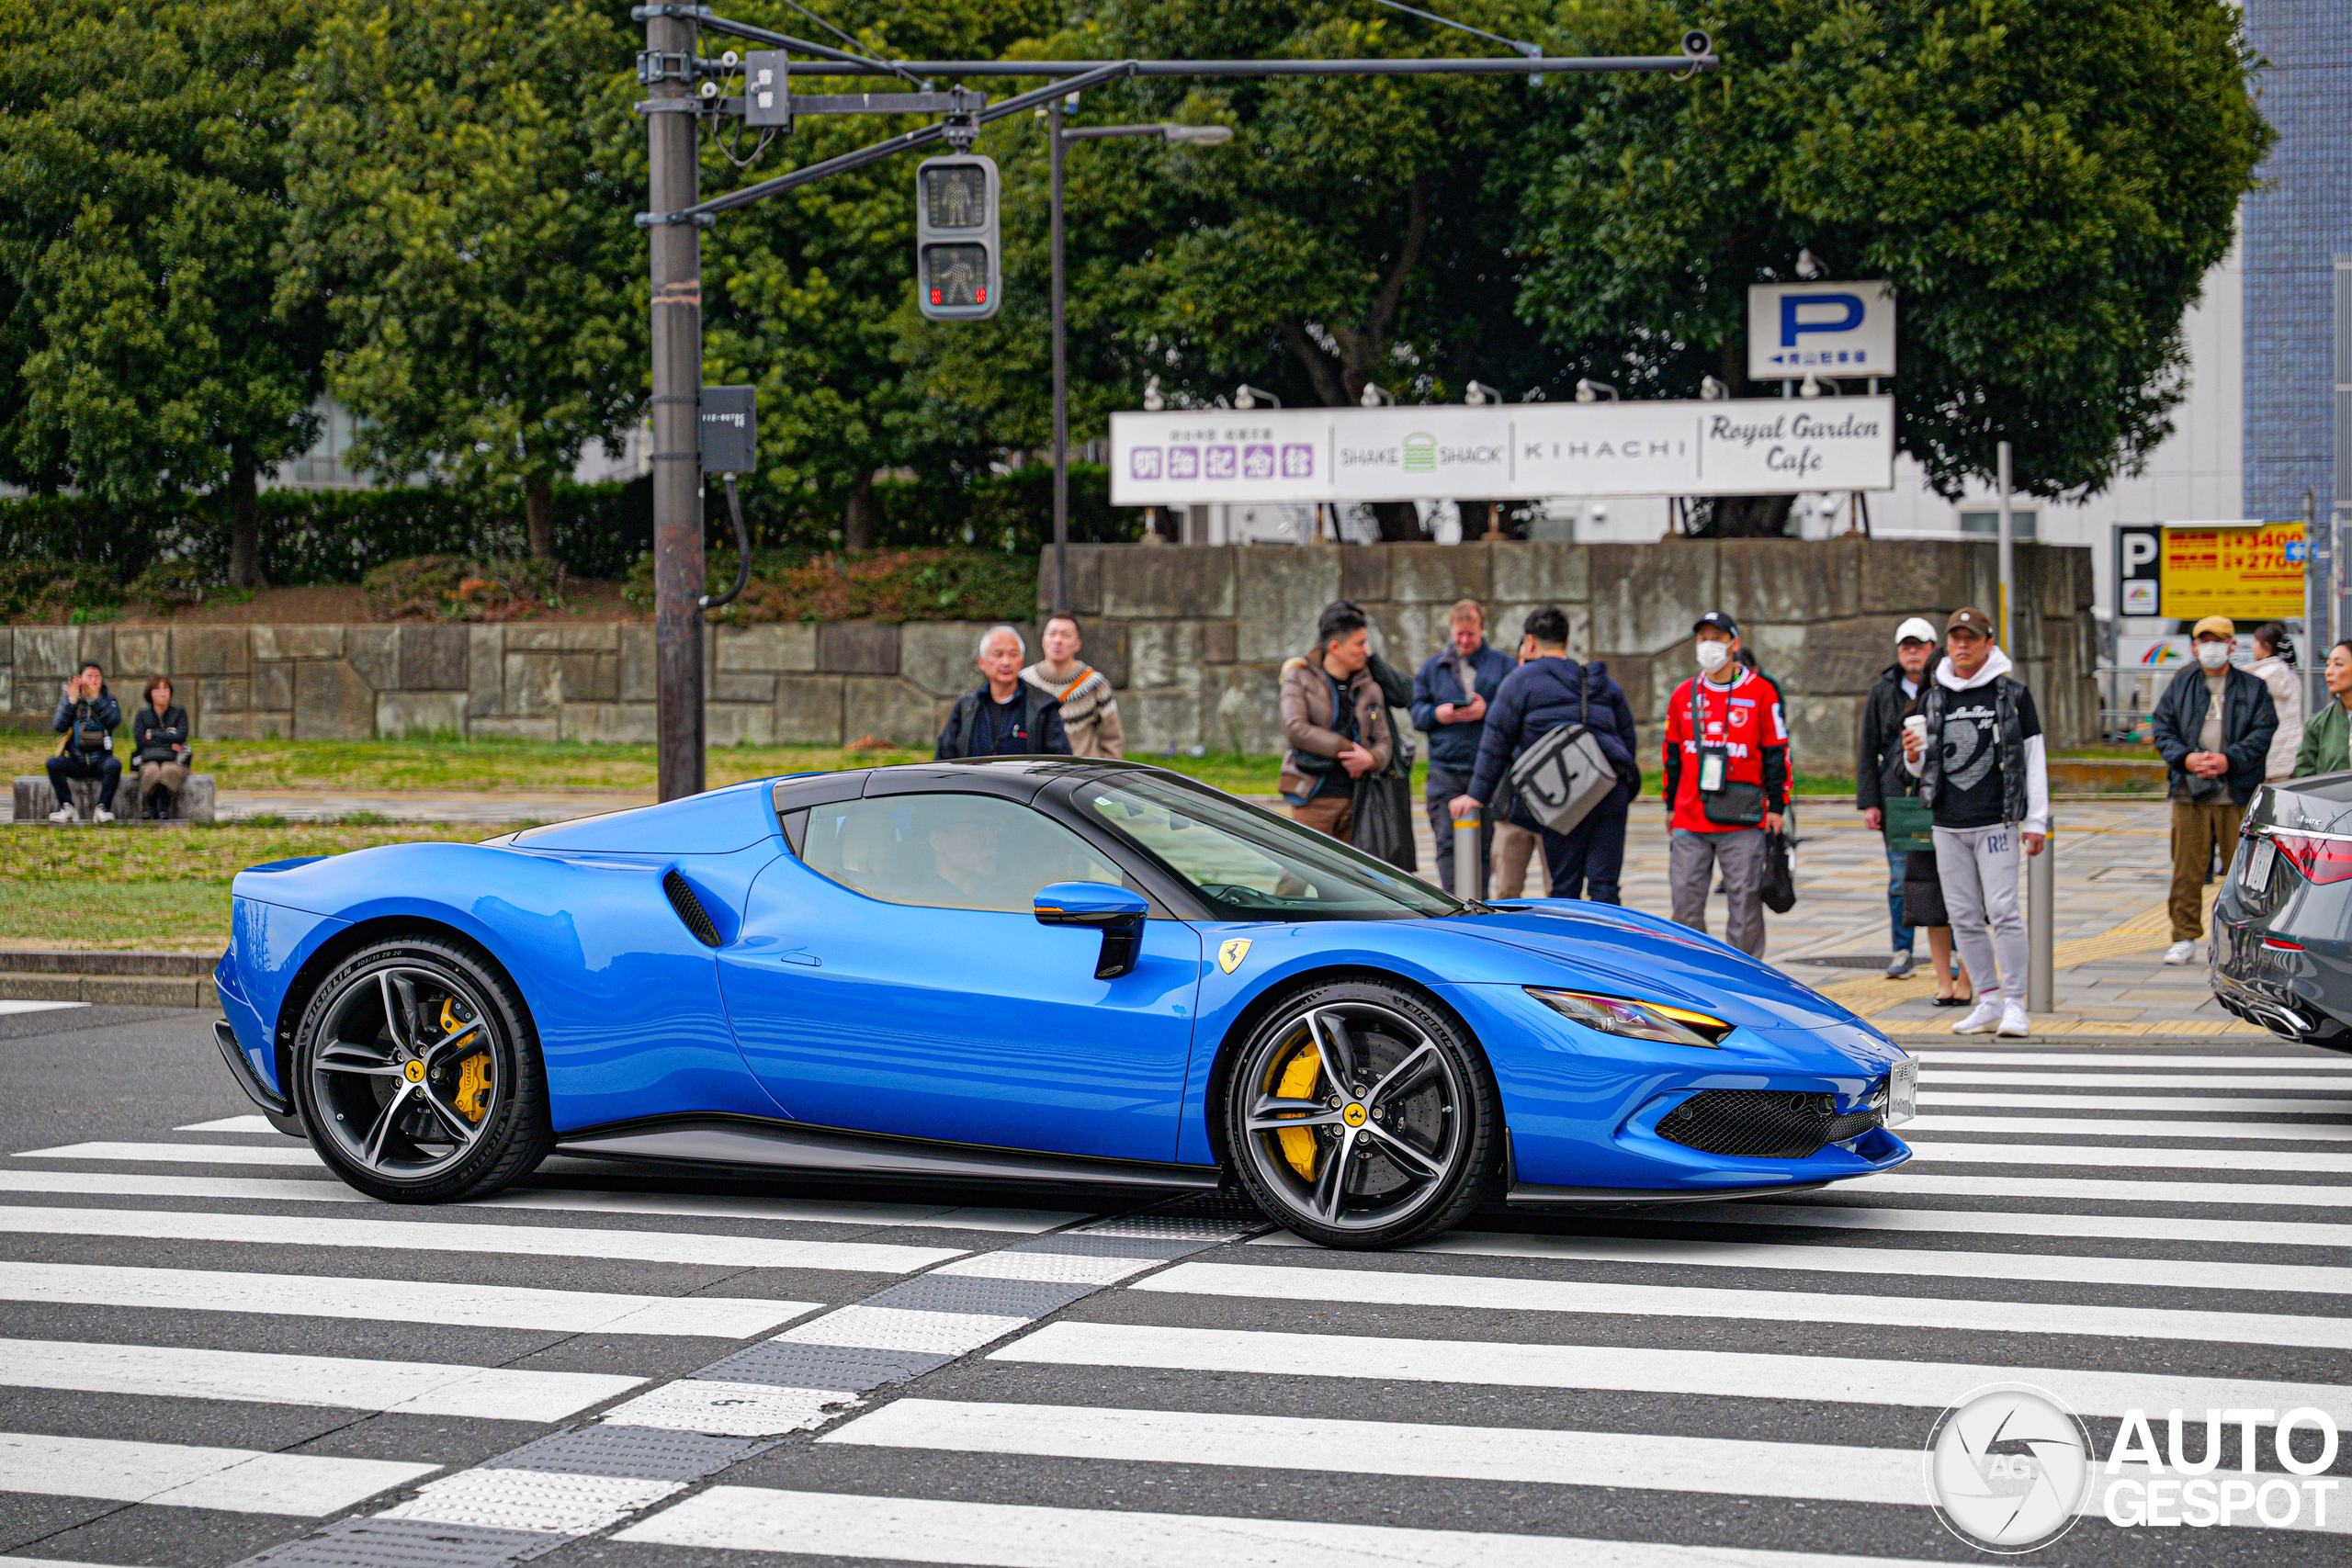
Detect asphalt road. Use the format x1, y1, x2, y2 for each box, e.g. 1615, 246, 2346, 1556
1, 1000, 2348, 1568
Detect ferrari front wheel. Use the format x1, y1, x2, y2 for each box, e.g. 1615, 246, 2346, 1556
292, 933, 550, 1203
1225, 978, 1498, 1249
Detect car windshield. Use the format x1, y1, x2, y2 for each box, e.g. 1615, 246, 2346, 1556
1078, 773, 1464, 921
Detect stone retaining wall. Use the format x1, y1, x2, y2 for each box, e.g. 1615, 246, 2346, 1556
0, 537, 2097, 759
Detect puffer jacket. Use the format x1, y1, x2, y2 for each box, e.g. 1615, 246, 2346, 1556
1279, 657, 1393, 802
1464, 656, 1637, 806
2249, 654, 2302, 781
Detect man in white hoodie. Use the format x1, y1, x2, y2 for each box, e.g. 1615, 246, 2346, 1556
1903, 606, 2050, 1038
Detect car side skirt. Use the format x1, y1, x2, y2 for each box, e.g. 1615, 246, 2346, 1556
1506, 1179, 1830, 1209
554, 1113, 1225, 1192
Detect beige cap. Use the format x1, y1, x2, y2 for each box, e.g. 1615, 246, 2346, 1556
2192, 615, 2235, 639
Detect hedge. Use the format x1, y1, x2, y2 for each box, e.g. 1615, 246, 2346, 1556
0, 463, 1134, 587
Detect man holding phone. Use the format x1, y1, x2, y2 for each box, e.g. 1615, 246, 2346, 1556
46, 660, 122, 824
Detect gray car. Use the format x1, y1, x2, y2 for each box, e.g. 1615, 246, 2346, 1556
2211, 773, 2352, 1051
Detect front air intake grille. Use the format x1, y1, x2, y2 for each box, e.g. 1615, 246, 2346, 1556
1657, 1089, 1881, 1159
663, 869, 721, 947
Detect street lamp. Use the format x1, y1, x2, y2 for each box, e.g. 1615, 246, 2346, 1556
1359, 382, 1396, 407
1234, 384, 1283, 410
1699, 375, 1729, 400
1464, 380, 1502, 405
1574, 378, 1618, 402
1049, 113, 1235, 611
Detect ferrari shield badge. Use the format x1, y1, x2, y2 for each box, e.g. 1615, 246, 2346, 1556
1218, 938, 1252, 975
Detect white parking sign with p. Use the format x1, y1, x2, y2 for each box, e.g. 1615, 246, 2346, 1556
1748, 279, 1896, 378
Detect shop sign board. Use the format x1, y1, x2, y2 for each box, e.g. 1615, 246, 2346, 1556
2114, 521, 2307, 621
1109, 397, 1895, 506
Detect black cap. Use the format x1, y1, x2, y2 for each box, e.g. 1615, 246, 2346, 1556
1692, 611, 1739, 637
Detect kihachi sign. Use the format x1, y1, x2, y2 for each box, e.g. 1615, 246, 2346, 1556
1109, 397, 1896, 505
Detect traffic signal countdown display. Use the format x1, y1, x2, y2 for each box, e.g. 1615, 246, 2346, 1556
914, 154, 1001, 321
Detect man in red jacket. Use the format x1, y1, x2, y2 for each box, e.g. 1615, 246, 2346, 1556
1661, 611, 1789, 956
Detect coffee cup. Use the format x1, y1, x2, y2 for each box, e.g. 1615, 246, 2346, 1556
1903, 715, 1928, 749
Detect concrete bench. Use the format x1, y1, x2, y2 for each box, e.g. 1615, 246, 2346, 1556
12, 772, 217, 824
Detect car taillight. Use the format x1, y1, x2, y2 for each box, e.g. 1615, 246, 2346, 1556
2269, 833, 2352, 885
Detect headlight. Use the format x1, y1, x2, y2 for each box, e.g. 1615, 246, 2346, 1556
1524, 987, 1735, 1048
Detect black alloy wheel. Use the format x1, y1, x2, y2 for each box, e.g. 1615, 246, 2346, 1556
292, 933, 551, 1202
1225, 977, 1498, 1248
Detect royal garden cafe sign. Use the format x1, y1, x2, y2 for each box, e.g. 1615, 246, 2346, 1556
1109, 397, 1896, 506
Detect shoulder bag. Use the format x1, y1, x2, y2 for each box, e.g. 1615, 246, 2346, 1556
1691, 679, 1767, 828
1506, 672, 1620, 836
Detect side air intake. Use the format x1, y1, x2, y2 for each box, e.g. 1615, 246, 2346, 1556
663, 869, 722, 947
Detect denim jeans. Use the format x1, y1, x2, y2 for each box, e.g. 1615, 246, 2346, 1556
1886, 844, 1915, 953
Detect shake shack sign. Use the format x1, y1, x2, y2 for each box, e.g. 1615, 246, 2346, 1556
1112, 396, 1894, 505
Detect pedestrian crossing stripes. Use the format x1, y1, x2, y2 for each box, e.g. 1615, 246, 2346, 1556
7, 1037, 2350, 1568
0, 1260, 819, 1336
0, 1431, 438, 1516
993, 1321, 2352, 1421
614, 1485, 1955, 1567
0, 1337, 643, 1421
0, 1205, 965, 1272
1138, 1260, 2352, 1349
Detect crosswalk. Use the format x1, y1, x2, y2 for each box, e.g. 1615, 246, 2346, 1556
4, 1040, 2348, 1566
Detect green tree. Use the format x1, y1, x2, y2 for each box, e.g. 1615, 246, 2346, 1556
1517, 0, 2270, 534
282, 0, 642, 561
908, 1, 1558, 540
698, 2, 1054, 549
0, 0, 326, 583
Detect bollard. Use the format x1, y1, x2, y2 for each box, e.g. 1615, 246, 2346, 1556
1453, 808, 1483, 902
2028, 818, 2054, 1014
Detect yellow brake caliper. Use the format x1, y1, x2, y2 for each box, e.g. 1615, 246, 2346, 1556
439, 998, 491, 1123
1273, 1043, 1324, 1179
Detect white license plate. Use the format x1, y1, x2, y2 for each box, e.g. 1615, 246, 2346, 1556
1885, 1059, 1917, 1127
2245, 836, 2277, 892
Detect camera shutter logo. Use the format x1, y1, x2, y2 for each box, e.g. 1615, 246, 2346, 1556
1924, 1383, 2092, 1552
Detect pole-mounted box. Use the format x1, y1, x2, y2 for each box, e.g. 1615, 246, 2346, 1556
913, 153, 1001, 321
698, 386, 757, 473
742, 51, 789, 129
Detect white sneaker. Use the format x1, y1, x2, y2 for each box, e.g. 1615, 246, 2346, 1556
45, 806, 74, 824
92, 807, 114, 824
2163, 941, 2195, 965
1996, 1003, 2031, 1038
1951, 998, 2004, 1035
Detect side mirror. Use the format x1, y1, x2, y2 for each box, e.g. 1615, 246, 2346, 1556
1034, 880, 1148, 979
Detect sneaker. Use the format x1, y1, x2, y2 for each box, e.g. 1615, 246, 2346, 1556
1996, 1003, 2032, 1038
1951, 998, 2004, 1035
2162, 941, 2195, 965
1884, 950, 1917, 980
45, 806, 74, 824
92, 807, 114, 824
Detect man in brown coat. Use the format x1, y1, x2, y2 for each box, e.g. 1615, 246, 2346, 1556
1279, 602, 1393, 839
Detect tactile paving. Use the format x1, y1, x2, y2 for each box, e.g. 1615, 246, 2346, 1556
783, 1303, 1032, 1356
481, 1426, 762, 1483
932, 1249, 1157, 1285
598, 1378, 851, 1438
1077, 1212, 1261, 1242
695, 1337, 954, 1391
997, 1233, 1209, 1260
857, 1273, 1100, 1319
379, 1469, 682, 1537
233, 1517, 554, 1568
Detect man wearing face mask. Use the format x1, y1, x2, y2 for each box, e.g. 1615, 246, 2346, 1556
1661, 611, 1788, 955
2149, 615, 2277, 965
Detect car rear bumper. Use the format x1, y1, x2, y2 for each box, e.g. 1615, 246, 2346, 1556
2210, 917, 2352, 1050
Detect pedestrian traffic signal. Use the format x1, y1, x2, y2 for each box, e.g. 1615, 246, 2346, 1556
914, 153, 1000, 321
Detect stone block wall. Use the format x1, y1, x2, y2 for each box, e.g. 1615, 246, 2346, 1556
1042, 537, 2100, 766
0, 537, 2098, 764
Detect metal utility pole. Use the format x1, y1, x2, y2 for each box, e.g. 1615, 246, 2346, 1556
1048, 95, 1069, 616
1996, 440, 2015, 650
645, 6, 705, 801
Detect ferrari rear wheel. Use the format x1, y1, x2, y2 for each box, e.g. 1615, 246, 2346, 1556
1225, 978, 1497, 1249
293, 934, 550, 1203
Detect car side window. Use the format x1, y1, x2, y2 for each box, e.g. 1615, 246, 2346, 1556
797, 792, 1128, 913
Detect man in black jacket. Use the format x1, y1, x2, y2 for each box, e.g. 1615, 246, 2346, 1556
2150, 615, 2277, 965
1855, 618, 1939, 977
1447, 606, 1640, 902
46, 660, 122, 823
936, 625, 1072, 760
1409, 600, 1513, 894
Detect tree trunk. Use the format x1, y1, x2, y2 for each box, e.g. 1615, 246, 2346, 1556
227, 456, 263, 588
1370, 502, 1425, 542
842, 468, 881, 550
526, 476, 558, 562
1687, 494, 1797, 538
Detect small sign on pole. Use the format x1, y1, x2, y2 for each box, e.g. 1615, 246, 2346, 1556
1747, 281, 1895, 378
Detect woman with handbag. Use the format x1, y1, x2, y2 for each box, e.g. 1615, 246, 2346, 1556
1278, 603, 1391, 840
131, 675, 194, 821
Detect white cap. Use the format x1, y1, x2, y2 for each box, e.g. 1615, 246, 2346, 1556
1894, 616, 1938, 646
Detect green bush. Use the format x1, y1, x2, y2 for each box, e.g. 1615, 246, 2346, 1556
1, 559, 120, 619
626, 547, 1035, 624
361, 556, 567, 621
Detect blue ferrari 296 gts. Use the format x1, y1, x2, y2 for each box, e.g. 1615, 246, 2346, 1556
211, 760, 1916, 1248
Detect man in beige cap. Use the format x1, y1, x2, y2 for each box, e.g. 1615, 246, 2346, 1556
2149, 615, 2276, 964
